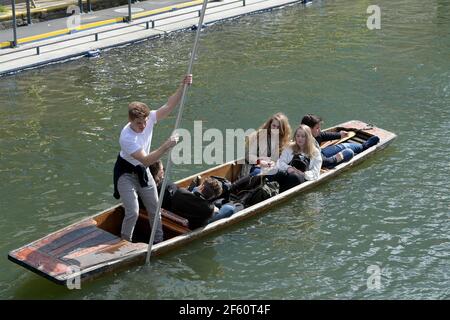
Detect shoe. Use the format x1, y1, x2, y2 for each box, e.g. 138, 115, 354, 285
362, 136, 380, 151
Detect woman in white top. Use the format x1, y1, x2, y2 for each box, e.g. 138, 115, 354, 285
274, 124, 322, 192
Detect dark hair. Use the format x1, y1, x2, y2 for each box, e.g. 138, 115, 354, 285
301, 114, 322, 128
128, 101, 150, 120
201, 177, 223, 200
149, 160, 163, 179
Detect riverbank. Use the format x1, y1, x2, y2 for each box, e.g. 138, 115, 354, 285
0, 0, 131, 27
0, 0, 199, 39
0, 0, 309, 76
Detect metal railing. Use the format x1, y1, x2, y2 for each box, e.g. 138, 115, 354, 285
0, 0, 282, 60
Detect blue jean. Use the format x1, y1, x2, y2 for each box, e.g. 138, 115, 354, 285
321, 142, 363, 158
208, 204, 236, 223
249, 165, 261, 177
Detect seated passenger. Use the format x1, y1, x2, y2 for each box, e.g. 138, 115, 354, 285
149, 160, 177, 210
149, 160, 164, 187
244, 112, 292, 177
149, 163, 236, 228
301, 114, 380, 169
273, 125, 322, 192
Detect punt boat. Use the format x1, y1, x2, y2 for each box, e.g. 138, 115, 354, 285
8, 120, 397, 286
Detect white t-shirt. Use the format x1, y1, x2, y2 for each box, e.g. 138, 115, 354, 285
276, 146, 322, 181
119, 110, 157, 166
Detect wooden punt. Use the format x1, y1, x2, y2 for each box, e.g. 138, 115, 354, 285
8, 120, 396, 286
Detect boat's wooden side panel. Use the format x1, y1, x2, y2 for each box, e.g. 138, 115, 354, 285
176, 161, 241, 187
93, 206, 124, 235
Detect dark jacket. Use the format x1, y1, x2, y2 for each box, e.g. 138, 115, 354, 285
170, 189, 214, 229
113, 154, 150, 199
156, 182, 178, 211
315, 131, 341, 145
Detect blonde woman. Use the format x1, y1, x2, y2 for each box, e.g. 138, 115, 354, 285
274, 124, 322, 192
244, 112, 292, 177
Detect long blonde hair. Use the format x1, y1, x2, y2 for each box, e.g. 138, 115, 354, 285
290, 124, 319, 158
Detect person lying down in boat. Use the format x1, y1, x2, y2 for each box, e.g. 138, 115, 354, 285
301, 114, 380, 169
149, 161, 237, 228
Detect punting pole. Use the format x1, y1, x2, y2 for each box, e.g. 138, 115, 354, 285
146, 0, 209, 264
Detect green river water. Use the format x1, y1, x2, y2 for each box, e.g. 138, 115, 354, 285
0, 0, 449, 299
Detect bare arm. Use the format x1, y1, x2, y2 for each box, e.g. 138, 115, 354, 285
156, 75, 193, 122
131, 135, 178, 167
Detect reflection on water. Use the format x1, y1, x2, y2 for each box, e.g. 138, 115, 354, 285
1, 0, 449, 299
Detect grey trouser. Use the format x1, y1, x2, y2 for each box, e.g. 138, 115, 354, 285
117, 172, 163, 243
